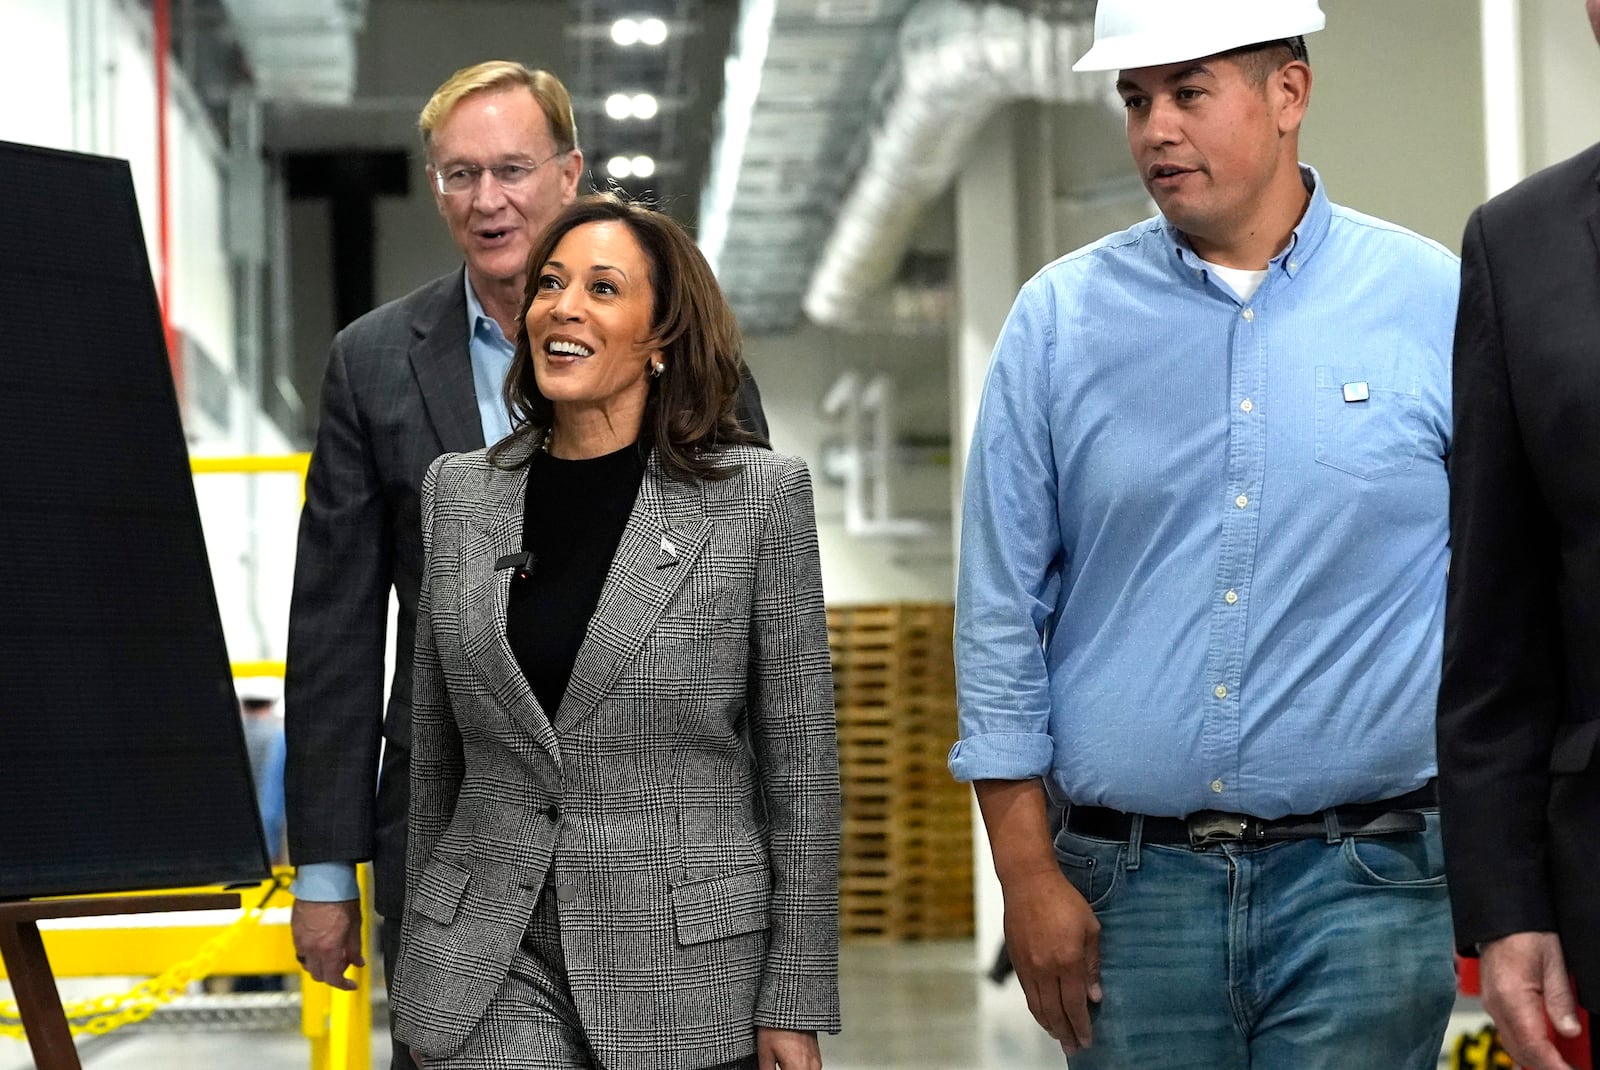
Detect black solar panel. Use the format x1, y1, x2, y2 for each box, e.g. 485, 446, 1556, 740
0, 140, 270, 899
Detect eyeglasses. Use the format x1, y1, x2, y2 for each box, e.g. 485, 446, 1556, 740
430, 150, 569, 196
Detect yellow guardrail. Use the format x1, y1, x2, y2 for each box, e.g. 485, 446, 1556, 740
0, 869, 374, 1070
189, 452, 312, 479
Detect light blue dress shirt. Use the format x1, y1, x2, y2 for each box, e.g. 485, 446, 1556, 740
294, 272, 516, 904
464, 274, 517, 447
949, 168, 1460, 820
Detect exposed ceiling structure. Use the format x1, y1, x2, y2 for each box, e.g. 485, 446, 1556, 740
705, 0, 1103, 334
218, 0, 366, 104
701, 0, 919, 334
562, 0, 737, 225
216, 0, 1111, 335
257, 0, 733, 226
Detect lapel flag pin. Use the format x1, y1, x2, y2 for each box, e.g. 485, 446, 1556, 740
656, 534, 680, 569
1342, 381, 1370, 403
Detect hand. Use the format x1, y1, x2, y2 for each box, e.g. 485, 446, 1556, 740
1479, 931, 1581, 1070
1001, 867, 1102, 1056
291, 897, 365, 991
758, 1026, 821, 1070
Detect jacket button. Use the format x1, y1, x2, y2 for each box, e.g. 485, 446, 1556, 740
545, 804, 560, 822
556, 883, 577, 903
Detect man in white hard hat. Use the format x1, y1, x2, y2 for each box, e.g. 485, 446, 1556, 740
1438, 4, 1600, 1068
950, 1, 1460, 1066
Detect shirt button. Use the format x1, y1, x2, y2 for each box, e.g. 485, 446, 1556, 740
1213, 684, 1229, 699
1235, 494, 1249, 509
1289, 260, 1299, 272
1211, 779, 1225, 793
1224, 590, 1239, 605
1239, 398, 1254, 413
1242, 308, 1255, 321
556, 883, 577, 903
545, 804, 560, 822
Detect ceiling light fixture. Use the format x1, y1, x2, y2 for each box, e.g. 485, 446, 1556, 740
630, 155, 656, 178
607, 155, 634, 179
631, 93, 658, 119
610, 17, 640, 46
611, 16, 666, 47
638, 17, 668, 45
605, 93, 633, 120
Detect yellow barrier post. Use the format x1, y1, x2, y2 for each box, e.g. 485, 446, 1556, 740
194, 453, 382, 1067
303, 865, 375, 1070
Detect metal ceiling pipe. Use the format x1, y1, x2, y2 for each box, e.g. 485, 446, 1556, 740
802, 0, 1105, 328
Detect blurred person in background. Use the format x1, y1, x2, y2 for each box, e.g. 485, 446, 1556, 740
1437, 4, 1600, 1068
238, 676, 287, 863
235, 676, 287, 993
950, 2, 1460, 1066
282, 60, 770, 1070
389, 194, 838, 1070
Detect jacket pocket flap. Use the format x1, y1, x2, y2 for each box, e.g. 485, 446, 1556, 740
1550, 720, 1600, 774
670, 866, 771, 946
412, 858, 472, 925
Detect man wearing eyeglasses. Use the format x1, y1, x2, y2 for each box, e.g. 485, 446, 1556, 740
283, 61, 769, 1070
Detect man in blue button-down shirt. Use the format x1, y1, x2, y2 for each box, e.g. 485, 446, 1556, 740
951, 3, 1460, 1067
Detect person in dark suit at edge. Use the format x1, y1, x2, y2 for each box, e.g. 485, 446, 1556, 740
284, 61, 770, 1070
1437, 6, 1600, 1070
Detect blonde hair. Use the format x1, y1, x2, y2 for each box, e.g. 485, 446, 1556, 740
417, 61, 578, 156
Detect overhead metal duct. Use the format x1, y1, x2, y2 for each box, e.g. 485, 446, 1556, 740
218, 0, 365, 105
803, 0, 1105, 328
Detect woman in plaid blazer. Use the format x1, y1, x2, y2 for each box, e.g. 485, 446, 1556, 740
389, 194, 841, 1070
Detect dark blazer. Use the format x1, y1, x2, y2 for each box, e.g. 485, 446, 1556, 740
284, 269, 770, 916
390, 439, 841, 1068
1439, 142, 1600, 1008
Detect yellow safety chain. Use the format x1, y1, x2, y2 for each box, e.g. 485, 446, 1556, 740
1449, 1023, 1515, 1070
0, 875, 292, 1039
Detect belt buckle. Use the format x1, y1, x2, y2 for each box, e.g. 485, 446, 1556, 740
1186, 810, 1249, 847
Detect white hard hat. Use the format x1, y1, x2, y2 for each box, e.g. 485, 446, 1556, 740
1072, 0, 1326, 73
235, 676, 283, 704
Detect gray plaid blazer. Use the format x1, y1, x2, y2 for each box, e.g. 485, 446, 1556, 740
390, 437, 841, 1067
285, 270, 771, 918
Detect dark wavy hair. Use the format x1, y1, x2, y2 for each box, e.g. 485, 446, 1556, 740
491, 193, 754, 481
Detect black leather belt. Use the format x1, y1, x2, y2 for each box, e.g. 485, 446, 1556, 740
1065, 780, 1436, 848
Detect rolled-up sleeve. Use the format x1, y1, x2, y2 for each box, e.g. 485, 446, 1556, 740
949, 278, 1063, 783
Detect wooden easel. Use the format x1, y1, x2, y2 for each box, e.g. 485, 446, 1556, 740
0, 892, 240, 1070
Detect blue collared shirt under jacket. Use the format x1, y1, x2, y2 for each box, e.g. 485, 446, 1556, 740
466, 273, 516, 447
949, 167, 1460, 820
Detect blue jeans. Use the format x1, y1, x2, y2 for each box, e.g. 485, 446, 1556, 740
1055, 810, 1456, 1070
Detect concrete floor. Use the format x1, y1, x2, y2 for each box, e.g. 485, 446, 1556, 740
3, 941, 1486, 1069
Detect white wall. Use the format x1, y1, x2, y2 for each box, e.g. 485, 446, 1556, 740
1302, 0, 1487, 250
1523, 0, 1600, 171
0, 0, 295, 666
741, 323, 955, 606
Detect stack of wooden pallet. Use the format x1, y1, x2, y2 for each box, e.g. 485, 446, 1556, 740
828, 603, 974, 942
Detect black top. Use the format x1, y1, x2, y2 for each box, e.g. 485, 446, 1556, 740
506, 441, 647, 714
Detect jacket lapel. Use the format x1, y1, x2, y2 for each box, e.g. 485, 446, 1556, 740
458, 436, 562, 762
410, 268, 486, 454
1588, 168, 1600, 268
552, 454, 710, 735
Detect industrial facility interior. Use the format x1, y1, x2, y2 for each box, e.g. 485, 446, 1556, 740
2, 0, 1598, 1066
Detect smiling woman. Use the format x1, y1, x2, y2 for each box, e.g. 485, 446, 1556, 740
388, 194, 841, 1070
499, 193, 755, 480
522, 218, 662, 457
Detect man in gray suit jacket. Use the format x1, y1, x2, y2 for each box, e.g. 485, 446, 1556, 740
284, 61, 769, 1070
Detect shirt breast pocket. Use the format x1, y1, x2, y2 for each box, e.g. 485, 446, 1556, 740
1313, 365, 1422, 480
